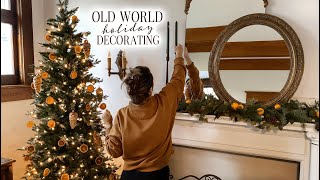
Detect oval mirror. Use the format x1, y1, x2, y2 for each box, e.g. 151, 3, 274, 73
209, 13, 304, 106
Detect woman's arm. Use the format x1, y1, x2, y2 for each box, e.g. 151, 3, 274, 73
158, 45, 186, 107
103, 110, 123, 158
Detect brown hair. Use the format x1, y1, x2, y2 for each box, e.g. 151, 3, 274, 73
123, 66, 153, 105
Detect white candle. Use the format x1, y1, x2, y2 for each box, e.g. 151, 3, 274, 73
108, 51, 111, 70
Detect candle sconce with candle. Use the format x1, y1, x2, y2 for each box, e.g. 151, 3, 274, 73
107, 50, 127, 80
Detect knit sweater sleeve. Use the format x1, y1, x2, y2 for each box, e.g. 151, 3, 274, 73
158, 57, 186, 109
106, 113, 123, 158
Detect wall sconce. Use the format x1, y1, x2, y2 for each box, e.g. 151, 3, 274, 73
108, 50, 127, 80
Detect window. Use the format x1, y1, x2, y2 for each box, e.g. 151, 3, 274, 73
1, 0, 34, 102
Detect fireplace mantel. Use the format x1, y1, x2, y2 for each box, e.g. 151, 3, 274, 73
172, 113, 319, 180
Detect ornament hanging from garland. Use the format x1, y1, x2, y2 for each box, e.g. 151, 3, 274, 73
69, 111, 78, 129
257, 108, 265, 116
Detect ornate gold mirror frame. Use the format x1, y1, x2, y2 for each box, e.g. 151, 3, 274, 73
208, 13, 304, 106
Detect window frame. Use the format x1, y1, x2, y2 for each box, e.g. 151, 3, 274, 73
1, 0, 20, 85
1, 0, 34, 102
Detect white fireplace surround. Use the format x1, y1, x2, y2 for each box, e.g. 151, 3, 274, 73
172, 113, 319, 180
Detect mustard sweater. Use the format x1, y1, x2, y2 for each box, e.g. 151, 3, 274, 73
106, 57, 186, 172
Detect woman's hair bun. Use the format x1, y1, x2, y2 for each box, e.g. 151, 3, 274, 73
123, 66, 153, 104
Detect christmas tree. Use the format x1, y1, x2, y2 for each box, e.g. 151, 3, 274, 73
20, 0, 119, 179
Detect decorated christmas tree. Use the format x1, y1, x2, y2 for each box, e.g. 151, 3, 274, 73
20, 0, 119, 179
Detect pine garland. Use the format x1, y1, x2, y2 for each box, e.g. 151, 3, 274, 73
177, 95, 319, 131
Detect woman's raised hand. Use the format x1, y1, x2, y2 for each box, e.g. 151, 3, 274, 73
175, 44, 183, 58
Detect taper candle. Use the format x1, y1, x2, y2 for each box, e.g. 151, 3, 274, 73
175, 21, 178, 46
108, 51, 111, 70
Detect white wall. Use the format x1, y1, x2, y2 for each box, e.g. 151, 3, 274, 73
63, 0, 187, 117
266, 0, 319, 100
186, 0, 264, 28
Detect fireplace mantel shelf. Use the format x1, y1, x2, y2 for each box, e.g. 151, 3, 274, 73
173, 113, 319, 180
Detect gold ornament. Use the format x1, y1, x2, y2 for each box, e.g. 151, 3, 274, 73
79, 144, 88, 153
41, 72, 49, 79
85, 104, 91, 111
74, 46, 82, 54
96, 87, 103, 95
49, 53, 56, 61
231, 102, 239, 110
100, 103, 107, 110
69, 111, 78, 129
46, 96, 55, 105
239, 104, 244, 110
316, 111, 319, 118
47, 119, 56, 128
45, 34, 52, 41
87, 85, 94, 93
71, 15, 78, 22
27, 145, 35, 153
257, 108, 265, 116
274, 104, 282, 110
61, 173, 70, 180
26, 121, 34, 128
43, 168, 50, 177
70, 71, 78, 79
95, 156, 103, 165
93, 131, 102, 147
58, 139, 66, 147
185, 99, 192, 104
33, 75, 42, 94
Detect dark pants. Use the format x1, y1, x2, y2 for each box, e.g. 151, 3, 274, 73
120, 166, 170, 180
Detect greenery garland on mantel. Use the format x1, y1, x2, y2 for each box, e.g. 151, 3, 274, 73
177, 95, 319, 131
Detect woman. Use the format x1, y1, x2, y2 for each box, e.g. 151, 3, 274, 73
103, 44, 186, 180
